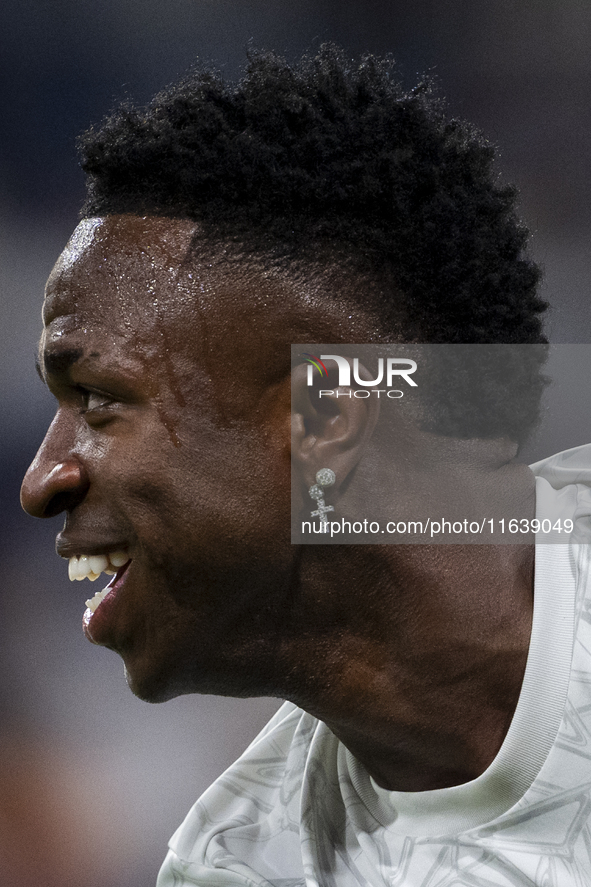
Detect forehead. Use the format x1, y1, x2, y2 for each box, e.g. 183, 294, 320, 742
40, 214, 383, 400
39, 215, 322, 406
43, 215, 199, 330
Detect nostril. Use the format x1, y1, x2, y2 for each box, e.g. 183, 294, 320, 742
21, 459, 90, 518
42, 489, 88, 519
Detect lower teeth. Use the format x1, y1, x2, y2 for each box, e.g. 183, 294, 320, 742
85, 589, 109, 613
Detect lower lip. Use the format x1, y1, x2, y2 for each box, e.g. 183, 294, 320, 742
82, 561, 131, 645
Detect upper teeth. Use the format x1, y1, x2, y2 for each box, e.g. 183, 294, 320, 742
68, 550, 129, 582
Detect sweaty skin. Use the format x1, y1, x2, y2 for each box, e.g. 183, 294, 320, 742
21, 214, 534, 792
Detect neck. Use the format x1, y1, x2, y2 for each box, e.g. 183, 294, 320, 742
277, 441, 537, 791
281, 537, 534, 792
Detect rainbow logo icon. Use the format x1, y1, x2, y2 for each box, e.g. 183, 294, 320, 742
301, 353, 328, 376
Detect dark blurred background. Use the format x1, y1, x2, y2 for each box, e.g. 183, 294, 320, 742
1, 2, 590, 884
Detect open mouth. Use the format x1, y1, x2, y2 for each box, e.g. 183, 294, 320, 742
67, 550, 131, 613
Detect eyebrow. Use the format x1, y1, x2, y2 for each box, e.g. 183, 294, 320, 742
39, 347, 85, 380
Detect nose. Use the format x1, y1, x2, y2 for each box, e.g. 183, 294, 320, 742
20, 422, 90, 519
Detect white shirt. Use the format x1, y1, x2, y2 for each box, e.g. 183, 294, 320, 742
158, 445, 591, 886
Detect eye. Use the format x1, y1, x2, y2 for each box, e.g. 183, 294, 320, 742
76, 386, 124, 429
79, 388, 115, 415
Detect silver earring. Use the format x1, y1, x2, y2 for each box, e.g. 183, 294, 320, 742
309, 468, 336, 533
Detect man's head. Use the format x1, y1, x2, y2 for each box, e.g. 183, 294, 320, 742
21, 46, 546, 704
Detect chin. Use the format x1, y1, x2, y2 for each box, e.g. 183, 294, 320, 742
123, 652, 278, 703
122, 659, 193, 704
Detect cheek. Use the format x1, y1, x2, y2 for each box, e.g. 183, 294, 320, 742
85, 421, 185, 540
99, 412, 291, 570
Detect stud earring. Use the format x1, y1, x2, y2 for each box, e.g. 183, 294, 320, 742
309, 468, 336, 533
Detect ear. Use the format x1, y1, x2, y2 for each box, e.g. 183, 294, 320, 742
291, 361, 380, 494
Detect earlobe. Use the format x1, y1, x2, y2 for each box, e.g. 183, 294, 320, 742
291, 361, 380, 492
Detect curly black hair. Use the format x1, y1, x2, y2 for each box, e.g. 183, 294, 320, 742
79, 44, 546, 347
78, 45, 548, 442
